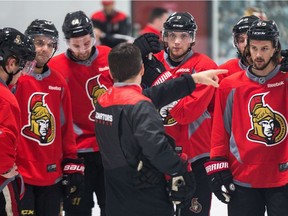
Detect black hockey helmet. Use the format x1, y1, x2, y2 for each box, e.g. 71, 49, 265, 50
25, 19, 58, 49
62, 10, 94, 39
163, 12, 197, 32
162, 12, 197, 51
247, 20, 279, 44
244, 19, 281, 68
0, 27, 35, 69
233, 15, 259, 35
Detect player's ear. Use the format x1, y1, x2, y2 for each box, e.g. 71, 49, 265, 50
140, 64, 144, 76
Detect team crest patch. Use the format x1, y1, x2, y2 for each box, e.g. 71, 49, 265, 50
21, 93, 55, 145
246, 93, 287, 146
159, 100, 179, 126
86, 75, 107, 121
189, 198, 202, 213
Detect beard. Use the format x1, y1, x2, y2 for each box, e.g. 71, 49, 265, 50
253, 57, 270, 70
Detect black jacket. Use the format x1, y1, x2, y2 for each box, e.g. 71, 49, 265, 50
95, 75, 195, 216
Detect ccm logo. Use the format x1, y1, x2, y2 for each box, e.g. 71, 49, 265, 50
64, 164, 85, 172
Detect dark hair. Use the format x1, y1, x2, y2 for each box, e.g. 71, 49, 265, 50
245, 19, 281, 65
148, 7, 168, 23
108, 43, 142, 82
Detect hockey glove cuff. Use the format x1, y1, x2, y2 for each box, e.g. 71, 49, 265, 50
142, 55, 166, 87
62, 158, 85, 199
204, 158, 235, 204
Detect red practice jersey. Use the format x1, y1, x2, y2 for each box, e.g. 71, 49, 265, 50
0, 81, 21, 187
49, 46, 113, 153
211, 66, 288, 188
218, 58, 247, 81
139, 25, 161, 38
154, 50, 218, 162
14, 69, 77, 186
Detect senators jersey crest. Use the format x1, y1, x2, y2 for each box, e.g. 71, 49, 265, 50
247, 93, 287, 146
21, 93, 55, 146
159, 100, 179, 126
86, 75, 108, 121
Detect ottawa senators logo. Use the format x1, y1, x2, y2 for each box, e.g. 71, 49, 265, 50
159, 100, 179, 126
86, 75, 107, 121
189, 198, 202, 213
22, 93, 55, 145
247, 93, 287, 146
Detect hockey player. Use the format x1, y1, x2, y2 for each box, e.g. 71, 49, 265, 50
139, 7, 169, 39
205, 20, 288, 216
0, 27, 35, 216
218, 15, 259, 79
13, 20, 84, 216
49, 11, 112, 216
90, 0, 132, 47
134, 12, 218, 216
49, 10, 227, 216
94, 42, 225, 216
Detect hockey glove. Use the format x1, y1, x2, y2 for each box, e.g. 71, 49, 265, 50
167, 153, 196, 208
280, 49, 288, 72
142, 55, 166, 87
133, 33, 161, 58
204, 158, 235, 204
62, 158, 85, 200
134, 158, 163, 189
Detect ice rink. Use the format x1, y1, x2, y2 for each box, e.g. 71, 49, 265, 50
90, 194, 228, 215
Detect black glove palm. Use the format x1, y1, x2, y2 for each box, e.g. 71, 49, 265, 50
133, 33, 161, 58
168, 171, 196, 208
280, 49, 288, 72
142, 55, 166, 87
204, 159, 235, 204
62, 158, 85, 200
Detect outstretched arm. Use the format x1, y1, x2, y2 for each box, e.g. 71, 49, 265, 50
143, 69, 227, 109
191, 69, 227, 88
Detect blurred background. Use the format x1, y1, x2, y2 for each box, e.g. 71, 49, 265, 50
1, 0, 288, 65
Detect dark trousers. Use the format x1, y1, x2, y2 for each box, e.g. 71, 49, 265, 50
228, 184, 288, 216
20, 182, 62, 216
64, 152, 106, 216
0, 180, 20, 216
181, 157, 212, 216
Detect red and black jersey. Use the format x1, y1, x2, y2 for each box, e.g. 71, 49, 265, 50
91, 10, 131, 47
14, 68, 77, 186
211, 66, 288, 188
95, 83, 186, 216
154, 50, 218, 162
49, 46, 113, 154
0, 80, 21, 188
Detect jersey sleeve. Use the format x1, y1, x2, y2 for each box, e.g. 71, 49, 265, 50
170, 83, 215, 124
0, 101, 19, 173
210, 86, 232, 159
143, 74, 196, 109
60, 82, 78, 159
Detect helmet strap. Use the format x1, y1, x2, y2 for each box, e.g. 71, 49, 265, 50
2, 63, 20, 85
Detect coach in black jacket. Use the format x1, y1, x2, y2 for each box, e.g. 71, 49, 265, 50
94, 43, 225, 216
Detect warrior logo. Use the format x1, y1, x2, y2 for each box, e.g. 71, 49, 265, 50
86, 75, 107, 121
189, 198, 202, 213
247, 93, 287, 146
22, 93, 55, 145
159, 100, 179, 126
